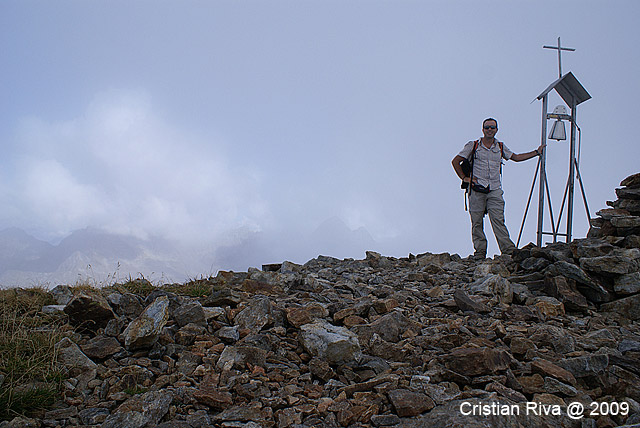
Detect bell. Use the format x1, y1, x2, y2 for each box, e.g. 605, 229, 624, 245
548, 119, 566, 141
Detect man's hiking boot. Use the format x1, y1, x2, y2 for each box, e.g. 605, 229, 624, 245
471, 253, 486, 261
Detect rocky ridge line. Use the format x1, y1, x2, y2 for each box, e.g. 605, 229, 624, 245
2, 173, 640, 428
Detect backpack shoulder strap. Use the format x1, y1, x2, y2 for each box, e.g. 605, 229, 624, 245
470, 140, 480, 159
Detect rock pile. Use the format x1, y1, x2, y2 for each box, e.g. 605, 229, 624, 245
589, 172, 640, 241
2, 175, 640, 428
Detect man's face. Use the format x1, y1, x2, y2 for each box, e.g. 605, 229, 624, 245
483, 120, 498, 139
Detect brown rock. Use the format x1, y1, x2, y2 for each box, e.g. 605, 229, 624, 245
530, 359, 577, 386
440, 347, 511, 377
509, 336, 536, 356
518, 373, 545, 394
275, 408, 302, 428
621, 172, 640, 188
285, 303, 328, 328
543, 276, 589, 313
388, 389, 435, 417
533, 296, 565, 319
485, 381, 527, 402
193, 387, 233, 410
64, 292, 115, 333
371, 298, 398, 314
309, 358, 335, 382
343, 315, 366, 327
81, 335, 123, 360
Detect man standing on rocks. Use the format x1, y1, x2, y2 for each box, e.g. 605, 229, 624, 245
452, 118, 545, 259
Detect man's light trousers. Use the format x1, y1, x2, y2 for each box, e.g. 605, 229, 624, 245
468, 188, 516, 256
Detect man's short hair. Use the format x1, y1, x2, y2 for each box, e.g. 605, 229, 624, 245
483, 117, 498, 129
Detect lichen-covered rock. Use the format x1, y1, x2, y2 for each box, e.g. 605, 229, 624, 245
122, 295, 169, 350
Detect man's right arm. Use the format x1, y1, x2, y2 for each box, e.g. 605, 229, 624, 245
452, 155, 467, 180
453, 141, 476, 184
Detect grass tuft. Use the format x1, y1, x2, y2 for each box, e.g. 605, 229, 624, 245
0, 288, 66, 420
163, 278, 212, 298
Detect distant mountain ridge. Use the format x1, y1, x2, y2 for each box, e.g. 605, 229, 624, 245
0, 227, 179, 288
0, 218, 378, 288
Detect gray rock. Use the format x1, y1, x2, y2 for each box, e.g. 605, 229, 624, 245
300, 320, 362, 365
614, 272, 640, 294
216, 346, 267, 370
620, 339, 640, 353
176, 351, 203, 376
621, 173, 640, 188
469, 274, 513, 304
352, 310, 418, 344
55, 337, 97, 372
570, 237, 615, 258
416, 252, 452, 267
122, 295, 170, 350
233, 296, 273, 332
100, 390, 172, 428
543, 275, 589, 312
41, 304, 66, 314
529, 324, 576, 354
172, 300, 206, 327
547, 261, 611, 302
0, 417, 41, 428
601, 294, 640, 320
79, 408, 110, 425
50, 284, 74, 305
108, 292, 144, 318
616, 187, 640, 200
55, 337, 98, 390
175, 322, 207, 346
558, 354, 609, 378
371, 414, 401, 427
453, 289, 490, 313
580, 248, 640, 275
544, 376, 578, 397
577, 328, 617, 351
217, 325, 240, 343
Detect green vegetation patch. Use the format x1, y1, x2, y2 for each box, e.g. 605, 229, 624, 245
0, 289, 66, 420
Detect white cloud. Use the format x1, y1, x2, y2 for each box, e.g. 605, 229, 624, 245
21, 159, 106, 233
9, 90, 266, 244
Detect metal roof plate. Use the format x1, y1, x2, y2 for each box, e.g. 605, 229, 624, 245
537, 72, 591, 106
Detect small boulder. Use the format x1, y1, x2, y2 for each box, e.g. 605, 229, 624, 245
300, 321, 362, 365
122, 296, 170, 351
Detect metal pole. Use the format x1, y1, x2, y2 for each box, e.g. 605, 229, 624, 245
537, 95, 548, 247
517, 157, 540, 248
566, 100, 577, 242
557, 37, 562, 78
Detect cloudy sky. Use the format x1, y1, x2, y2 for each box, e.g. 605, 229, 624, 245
1, 1, 639, 274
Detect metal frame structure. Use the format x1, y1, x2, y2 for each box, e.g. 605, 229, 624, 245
516, 39, 592, 247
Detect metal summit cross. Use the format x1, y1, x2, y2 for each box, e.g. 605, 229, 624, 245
543, 37, 576, 78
